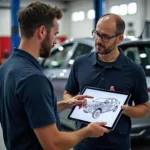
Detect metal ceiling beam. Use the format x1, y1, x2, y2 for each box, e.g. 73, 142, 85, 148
94, 0, 104, 28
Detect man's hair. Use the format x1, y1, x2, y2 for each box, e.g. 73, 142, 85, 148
17, 1, 62, 38
100, 13, 125, 34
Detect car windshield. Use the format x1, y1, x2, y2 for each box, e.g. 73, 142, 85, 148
68, 43, 93, 67
41, 43, 73, 68
40, 42, 93, 69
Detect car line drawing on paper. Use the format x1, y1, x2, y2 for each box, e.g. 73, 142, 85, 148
83, 98, 120, 119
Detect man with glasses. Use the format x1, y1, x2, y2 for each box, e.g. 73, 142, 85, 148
63, 13, 149, 150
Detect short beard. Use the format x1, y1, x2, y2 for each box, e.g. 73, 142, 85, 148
40, 49, 50, 58
40, 34, 51, 58
96, 40, 117, 55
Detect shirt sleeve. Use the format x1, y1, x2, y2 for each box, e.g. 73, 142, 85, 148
132, 65, 149, 105
65, 59, 79, 95
18, 75, 56, 129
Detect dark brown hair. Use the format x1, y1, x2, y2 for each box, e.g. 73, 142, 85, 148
17, 1, 62, 38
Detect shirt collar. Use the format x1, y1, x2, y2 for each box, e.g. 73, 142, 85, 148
91, 48, 125, 69
12, 48, 43, 71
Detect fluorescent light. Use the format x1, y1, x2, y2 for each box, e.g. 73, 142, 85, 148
146, 65, 150, 69
128, 3, 137, 14
110, 5, 119, 14
72, 11, 85, 22
72, 12, 78, 22
87, 9, 95, 20
140, 53, 147, 58
119, 4, 127, 16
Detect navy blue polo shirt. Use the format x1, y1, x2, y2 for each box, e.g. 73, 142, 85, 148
0, 48, 61, 150
65, 49, 148, 150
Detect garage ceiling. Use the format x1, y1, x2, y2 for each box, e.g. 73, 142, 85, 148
0, 0, 79, 9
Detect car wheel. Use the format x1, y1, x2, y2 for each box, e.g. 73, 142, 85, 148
113, 106, 118, 112
92, 109, 101, 119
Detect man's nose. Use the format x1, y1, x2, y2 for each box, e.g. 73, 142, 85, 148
95, 36, 103, 43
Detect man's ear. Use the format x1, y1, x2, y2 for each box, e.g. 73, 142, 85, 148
117, 35, 124, 45
38, 25, 47, 40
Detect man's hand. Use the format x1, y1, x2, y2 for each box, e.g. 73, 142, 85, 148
121, 104, 129, 115
65, 95, 93, 109
86, 122, 109, 138
57, 95, 93, 112
121, 103, 149, 117
109, 86, 129, 115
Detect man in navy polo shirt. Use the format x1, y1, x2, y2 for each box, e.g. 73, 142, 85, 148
0, 2, 109, 150
64, 13, 149, 150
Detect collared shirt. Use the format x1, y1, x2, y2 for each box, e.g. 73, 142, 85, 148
0, 48, 61, 150
65, 49, 148, 150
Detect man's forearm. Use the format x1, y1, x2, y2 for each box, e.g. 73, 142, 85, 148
123, 104, 149, 118
55, 127, 90, 150
57, 101, 68, 112
63, 91, 74, 100
58, 91, 74, 112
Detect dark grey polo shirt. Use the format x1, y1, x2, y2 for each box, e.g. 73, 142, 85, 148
65, 49, 148, 150
0, 49, 61, 150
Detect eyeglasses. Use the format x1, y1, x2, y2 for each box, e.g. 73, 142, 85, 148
92, 30, 121, 42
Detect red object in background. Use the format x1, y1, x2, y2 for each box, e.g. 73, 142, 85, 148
56, 36, 67, 44
0, 35, 66, 62
0, 36, 11, 61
